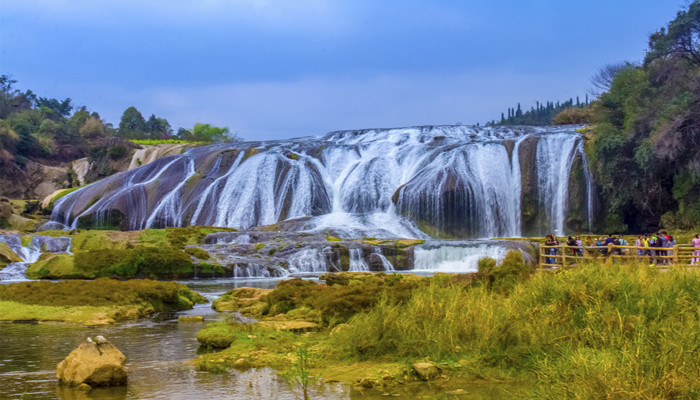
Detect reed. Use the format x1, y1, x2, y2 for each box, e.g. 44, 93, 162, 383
331, 261, 700, 398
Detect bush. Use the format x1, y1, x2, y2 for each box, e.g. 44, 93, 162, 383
107, 145, 128, 160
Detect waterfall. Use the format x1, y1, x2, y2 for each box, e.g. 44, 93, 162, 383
372, 247, 394, 271
536, 133, 589, 235
287, 248, 330, 273
348, 248, 369, 272
413, 242, 509, 273
0, 235, 72, 281
47, 125, 594, 238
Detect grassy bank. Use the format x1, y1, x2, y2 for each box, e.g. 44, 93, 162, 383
196, 254, 700, 398
25, 226, 234, 279
0, 278, 206, 325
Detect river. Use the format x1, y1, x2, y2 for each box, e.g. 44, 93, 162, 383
0, 277, 524, 399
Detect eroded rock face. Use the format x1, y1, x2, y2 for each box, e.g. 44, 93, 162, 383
57, 337, 127, 387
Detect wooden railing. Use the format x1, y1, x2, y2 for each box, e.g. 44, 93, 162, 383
539, 243, 700, 269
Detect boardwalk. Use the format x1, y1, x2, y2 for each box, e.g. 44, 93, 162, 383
539, 243, 700, 269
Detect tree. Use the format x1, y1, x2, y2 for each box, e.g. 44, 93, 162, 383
118, 106, 146, 139
646, 1, 700, 66
191, 123, 233, 142
79, 117, 106, 138
145, 114, 172, 139
177, 127, 193, 141
35, 97, 73, 118
590, 62, 631, 98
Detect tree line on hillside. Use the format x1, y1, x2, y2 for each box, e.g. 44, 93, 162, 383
0, 76, 234, 184
486, 96, 591, 126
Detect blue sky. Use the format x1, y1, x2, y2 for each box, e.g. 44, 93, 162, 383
0, 0, 685, 140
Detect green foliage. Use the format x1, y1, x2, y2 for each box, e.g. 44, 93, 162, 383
130, 139, 203, 145
184, 247, 210, 259
265, 274, 427, 325
107, 145, 128, 160
330, 262, 700, 398
0, 277, 204, 310
196, 321, 239, 349
646, 1, 700, 66
73, 246, 194, 278
191, 122, 235, 143
489, 97, 590, 126
282, 344, 316, 400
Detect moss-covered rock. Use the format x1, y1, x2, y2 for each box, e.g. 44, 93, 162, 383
0, 278, 206, 325
185, 247, 210, 259
212, 287, 273, 318
27, 246, 196, 279
196, 321, 239, 349
0, 243, 22, 270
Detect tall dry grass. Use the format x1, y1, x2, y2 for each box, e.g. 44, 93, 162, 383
331, 259, 700, 398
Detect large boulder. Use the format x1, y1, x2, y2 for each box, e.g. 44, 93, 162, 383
57, 336, 127, 387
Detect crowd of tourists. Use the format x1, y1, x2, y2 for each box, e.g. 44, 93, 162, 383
543, 232, 700, 266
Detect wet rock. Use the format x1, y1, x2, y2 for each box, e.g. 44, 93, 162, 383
212, 287, 273, 316
57, 337, 127, 387
178, 316, 205, 322
232, 358, 251, 370
412, 362, 441, 381
77, 383, 92, 392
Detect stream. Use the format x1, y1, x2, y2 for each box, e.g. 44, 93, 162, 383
0, 277, 524, 399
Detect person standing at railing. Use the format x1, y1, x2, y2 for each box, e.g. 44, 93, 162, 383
659, 232, 669, 265
575, 235, 583, 256
550, 234, 559, 264
567, 236, 577, 256
643, 234, 653, 264
667, 235, 676, 264
635, 235, 643, 257
544, 235, 556, 266
692, 234, 700, 265
618, 235, 629, 256
596, 237, 606, 256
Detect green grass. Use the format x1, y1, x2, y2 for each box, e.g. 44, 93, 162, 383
330, 262, 700, 398
197, 252, 700, 398
0, 278, 206, 325
129, 139, 206, 145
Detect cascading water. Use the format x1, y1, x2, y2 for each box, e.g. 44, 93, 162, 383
348, 248, 369, 272
48, 125, 594, 238
0, 235, 72, 281
413, 241, 510, 273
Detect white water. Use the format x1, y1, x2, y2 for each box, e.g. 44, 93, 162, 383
413, 242, 510, 273
287, 248, 331, 273
348, 248, 369, 272
49, 125, 593, 238
0, 235, 72, 281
